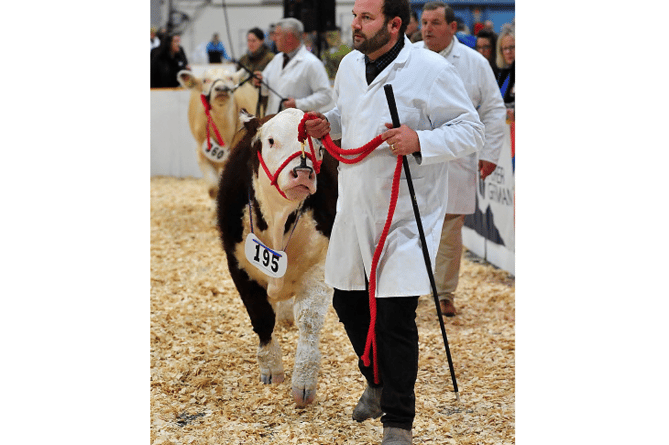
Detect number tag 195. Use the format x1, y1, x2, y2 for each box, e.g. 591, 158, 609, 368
244, 233, 288, 278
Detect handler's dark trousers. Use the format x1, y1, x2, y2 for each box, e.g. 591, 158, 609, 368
333, 288, 419, 431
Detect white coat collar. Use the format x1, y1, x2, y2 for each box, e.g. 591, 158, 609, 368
438, 36, 459, 59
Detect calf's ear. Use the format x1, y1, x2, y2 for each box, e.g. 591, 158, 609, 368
232, 68, 247, 85
177, 70, 199, 89
240, 109, 260, 133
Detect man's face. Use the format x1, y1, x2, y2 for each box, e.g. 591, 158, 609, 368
475, 37, 493, 60
421, 7, 456, 53
275, 26, 292, 53
351, 0, 392, 58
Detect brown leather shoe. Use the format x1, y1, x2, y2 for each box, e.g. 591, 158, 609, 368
440, 299, 456, 317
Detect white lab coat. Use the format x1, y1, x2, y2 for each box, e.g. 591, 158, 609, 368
261, 44, 333, 115
414, 38, 506, 214
324, 36, 485, 297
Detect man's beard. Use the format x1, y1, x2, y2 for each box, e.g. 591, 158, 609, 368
353, 22, 391, 56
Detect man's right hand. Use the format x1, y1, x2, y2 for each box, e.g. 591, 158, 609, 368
304, 112, 330, 139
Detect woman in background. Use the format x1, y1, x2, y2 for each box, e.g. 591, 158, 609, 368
237, 28, 275, 76
496, 24, 515, 122
237, 27, 275, 116
475, 29, 498, 78
150, 34, 190, 88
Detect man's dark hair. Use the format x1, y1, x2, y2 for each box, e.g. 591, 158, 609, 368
422, 1, 455, 24
382, 0, 411, 36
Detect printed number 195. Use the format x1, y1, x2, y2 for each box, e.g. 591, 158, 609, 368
244, 233, 288, 278
254, 243, 279, 273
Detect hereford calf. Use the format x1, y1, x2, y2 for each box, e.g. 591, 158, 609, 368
178, 66, 258, 198
216, 108, 338, 408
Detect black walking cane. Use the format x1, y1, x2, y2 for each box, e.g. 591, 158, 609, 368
384, 84, 460, 402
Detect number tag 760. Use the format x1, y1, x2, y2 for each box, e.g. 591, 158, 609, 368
244, 233, 288, 278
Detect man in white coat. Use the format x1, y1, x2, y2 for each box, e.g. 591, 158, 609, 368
416, 1, 507, 317
253, 18, 333, 115
304, 0, 484, 443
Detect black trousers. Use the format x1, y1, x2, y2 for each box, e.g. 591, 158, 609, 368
333, 288, 419, 430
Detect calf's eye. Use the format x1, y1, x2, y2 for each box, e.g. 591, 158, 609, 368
268, 138, 274, 146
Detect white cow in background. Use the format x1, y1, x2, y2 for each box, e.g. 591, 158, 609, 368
178, 66, 258, 198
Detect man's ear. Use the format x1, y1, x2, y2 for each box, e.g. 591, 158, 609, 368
389, 17, 402, 33
449, 20, 458, 33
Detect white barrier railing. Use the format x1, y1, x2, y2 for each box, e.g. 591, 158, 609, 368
462, 122, 515, 275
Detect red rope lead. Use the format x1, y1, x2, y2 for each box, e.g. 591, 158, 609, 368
297, 113, 383, 164
200, 94, 225, 149
362, 155, 402, 384
298, 112, 399, 385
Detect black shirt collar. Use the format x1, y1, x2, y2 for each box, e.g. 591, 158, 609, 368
364, 36, 405, 77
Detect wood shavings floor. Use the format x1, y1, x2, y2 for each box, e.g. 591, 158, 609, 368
151, 176, 515, 444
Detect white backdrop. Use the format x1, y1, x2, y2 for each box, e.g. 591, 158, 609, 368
150, 87, 202, 178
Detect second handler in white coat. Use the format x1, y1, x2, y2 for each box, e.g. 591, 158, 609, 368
304, 0, 484, 443
253, 17, 333, 115
417, 1, 507, 317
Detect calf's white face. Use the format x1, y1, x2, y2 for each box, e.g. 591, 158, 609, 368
201, 67, 241, 103
255, 109, 321, 202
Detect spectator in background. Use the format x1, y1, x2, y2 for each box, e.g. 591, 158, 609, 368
417, 1, 506, 317
238, 27, 275, 116
406, 10, 421, 42
496, 24, 515, 122
237, 27, 275, 75
157, 27, 168, 42
267, 23, 279, 54
475, 29, 498, 77
483, 20, 496, 36
454, 17, 476, 48
206, 33, 230, 63
253, 18, 332, 114
322, 28, 351, 80
150, 34, 190, 88
151, 26, 160, 50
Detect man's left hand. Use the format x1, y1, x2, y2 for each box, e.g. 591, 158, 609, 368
479, 160, 497, 181
382, 123, 420, 156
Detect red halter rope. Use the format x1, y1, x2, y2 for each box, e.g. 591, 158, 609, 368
200, 94, 226, 152
298, 112, 402, 384
257, 141, 322, 200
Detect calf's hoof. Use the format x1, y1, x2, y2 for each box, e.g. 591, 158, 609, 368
292, 387, 316, 408
260, 371, 284, 384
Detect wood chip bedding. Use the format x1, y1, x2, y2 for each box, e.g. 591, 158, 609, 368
151, 176, 515, 444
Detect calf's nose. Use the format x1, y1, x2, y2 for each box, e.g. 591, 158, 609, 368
291, 155, 314, 180
292, 166, 314, 181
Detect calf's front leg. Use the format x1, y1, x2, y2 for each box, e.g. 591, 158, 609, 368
290, 265, 332, 408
